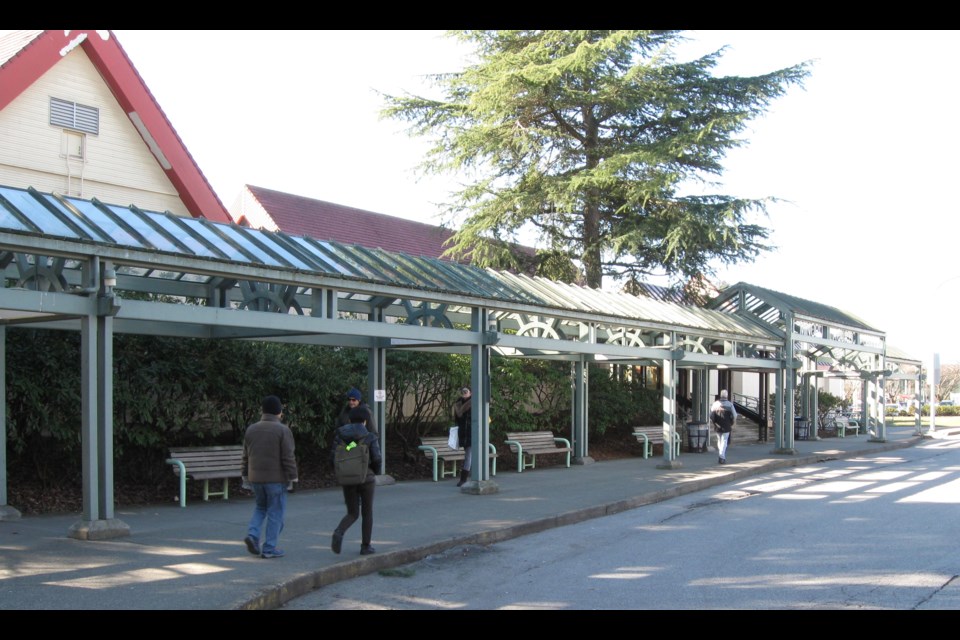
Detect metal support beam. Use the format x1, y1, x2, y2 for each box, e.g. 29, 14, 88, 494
571, 355, 592, 464
68, 289, 128, 539
368, 307, 389, 477
464, 307, 496, 494
0, 326, 19, 520
657, 342, 682, 469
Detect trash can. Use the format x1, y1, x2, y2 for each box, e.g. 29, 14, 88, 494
687, 421, 709, 453
794, 416, 809, 441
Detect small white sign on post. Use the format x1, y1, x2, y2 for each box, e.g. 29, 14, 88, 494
374, 389, 386, 403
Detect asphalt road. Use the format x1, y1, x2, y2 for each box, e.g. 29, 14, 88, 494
282, 433, 960, 610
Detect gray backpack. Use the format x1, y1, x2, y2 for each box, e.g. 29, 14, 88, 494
334, 440, 369, 486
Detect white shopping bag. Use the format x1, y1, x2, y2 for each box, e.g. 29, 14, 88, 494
447, 426, 459, 449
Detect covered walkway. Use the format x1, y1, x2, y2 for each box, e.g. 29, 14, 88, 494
0, 184, 915, 538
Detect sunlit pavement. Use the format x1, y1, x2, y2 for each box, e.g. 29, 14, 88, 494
0, 426, 933, 610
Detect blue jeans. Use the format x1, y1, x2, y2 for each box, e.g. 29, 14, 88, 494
247, 482, 286, 554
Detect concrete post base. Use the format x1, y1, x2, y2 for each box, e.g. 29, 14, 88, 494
68, 518, 131, 541
0, 504, 22, 521
656, 459, 683, 469
460, 479, 498, 495
572, 456, 595, 466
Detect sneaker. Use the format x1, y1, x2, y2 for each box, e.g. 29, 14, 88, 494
360, 544, 376, 555
331, 530, 343, 555
260, 548, 285, 559
243, 535, 260, 556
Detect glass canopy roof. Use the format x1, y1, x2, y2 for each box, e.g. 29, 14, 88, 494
0, 184, 779, 343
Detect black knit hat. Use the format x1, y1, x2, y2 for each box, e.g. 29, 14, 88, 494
262, 395, 283, 415
348, 406, 368, 424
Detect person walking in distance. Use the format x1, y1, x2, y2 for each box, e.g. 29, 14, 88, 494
330, 406, 382, 556
710, 390, 737, 465
452, 386, 473, 487
336, 387, 378, 435
242, 395, 298, 559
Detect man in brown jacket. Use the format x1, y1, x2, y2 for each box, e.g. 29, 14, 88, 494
242, 395, 298, 559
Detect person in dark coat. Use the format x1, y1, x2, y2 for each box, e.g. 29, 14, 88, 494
242, 395, 298, 559
330, 406, 382, 556
452, 386, 473, 487
710, 389, 737, 465
336, 387, 378, 435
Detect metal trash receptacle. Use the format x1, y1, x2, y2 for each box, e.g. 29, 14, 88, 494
794, 416, 810, 440
687, 421, 709, 452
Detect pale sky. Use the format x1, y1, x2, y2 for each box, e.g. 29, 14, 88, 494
107, 30, 959, 364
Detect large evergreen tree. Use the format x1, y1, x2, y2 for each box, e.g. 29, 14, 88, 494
382, 30, 811, 289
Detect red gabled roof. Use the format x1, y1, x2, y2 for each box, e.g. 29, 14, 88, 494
0, 30, 231, 223
243, 185, 465, 260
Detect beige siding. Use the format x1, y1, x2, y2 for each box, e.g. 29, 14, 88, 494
0, 43, 191, 216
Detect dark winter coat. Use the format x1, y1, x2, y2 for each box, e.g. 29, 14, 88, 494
710, 399, 737, 433
242, 414, 298, 483
452, 397, 472, 448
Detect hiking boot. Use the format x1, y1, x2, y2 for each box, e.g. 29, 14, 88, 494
260, 548, 285, 559
331, 529, 343, 555
243, 535, 260, 556
360, 544, 376, 555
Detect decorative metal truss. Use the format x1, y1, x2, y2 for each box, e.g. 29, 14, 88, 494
708, 282, 912, 377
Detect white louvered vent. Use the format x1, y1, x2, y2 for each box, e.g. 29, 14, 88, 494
49, 97, 99, 135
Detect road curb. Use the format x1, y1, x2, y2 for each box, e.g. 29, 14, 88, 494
234, 436, 921, 609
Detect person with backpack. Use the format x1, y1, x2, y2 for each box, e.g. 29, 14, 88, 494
330, 406, 382, 556
710, 389, 737, 465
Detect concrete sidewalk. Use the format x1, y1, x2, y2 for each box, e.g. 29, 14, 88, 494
0, 426, 932, 610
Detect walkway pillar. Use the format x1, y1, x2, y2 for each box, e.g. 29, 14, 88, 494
69, 282, 129, 540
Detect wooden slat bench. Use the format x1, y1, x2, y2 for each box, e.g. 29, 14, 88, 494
166, 445, 244, 507
632, 426, 682, 459
503, 431, 571, 473
418, 436, 498, 482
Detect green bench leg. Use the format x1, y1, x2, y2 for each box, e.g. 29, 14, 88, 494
166, 459, 187, 507
202, 478, 230, 501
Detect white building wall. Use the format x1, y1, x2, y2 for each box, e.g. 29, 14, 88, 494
0, 43, 189, 215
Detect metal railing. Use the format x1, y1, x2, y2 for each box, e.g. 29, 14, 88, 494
732, 392, 759, 413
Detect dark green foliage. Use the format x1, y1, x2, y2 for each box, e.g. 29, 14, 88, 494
587, 364, 660, 436
6, 329, 82, 487
488, 357, 570, 439
4, 329, 664, 494
385, 350, 468, 461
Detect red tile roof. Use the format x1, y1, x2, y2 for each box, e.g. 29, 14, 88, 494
243, 184, 518, 262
